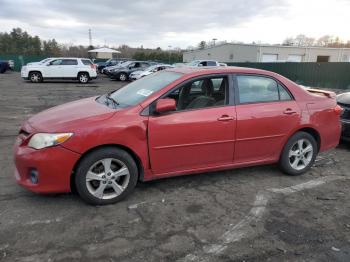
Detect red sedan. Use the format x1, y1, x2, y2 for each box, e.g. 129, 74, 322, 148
14, 67, 342, 205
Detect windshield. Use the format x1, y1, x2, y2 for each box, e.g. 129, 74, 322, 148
109, 71, 183, 108
119, 61, 133, 67
187, 60, 200, 66
39, 58, 51, 64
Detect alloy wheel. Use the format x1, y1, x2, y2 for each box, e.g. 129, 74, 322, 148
119, 73, 127, 81
288, 138, 313, 170
79, 74, 88, 83
30, 73, 41, 82
85, 158, 130, 199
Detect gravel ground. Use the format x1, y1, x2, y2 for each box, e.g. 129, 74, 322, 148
0, 72, 349, 262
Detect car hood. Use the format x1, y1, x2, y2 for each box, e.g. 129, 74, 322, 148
337, 92, 350, 105
27, 96, 116, 132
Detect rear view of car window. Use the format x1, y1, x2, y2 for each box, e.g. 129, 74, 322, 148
237, 75, 279, 103
81, 59, 92, 65
61, 59, 78, 65
278, 84, 292, 100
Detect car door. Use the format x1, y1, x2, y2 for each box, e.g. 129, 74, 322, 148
60, 59, 78, 78
148, 75, 236, 175
234, 74, 301, 163
44, 59, 63, 78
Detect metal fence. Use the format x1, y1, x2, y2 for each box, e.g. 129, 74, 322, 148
0, 55, 47, 72
227, 62, 350, 89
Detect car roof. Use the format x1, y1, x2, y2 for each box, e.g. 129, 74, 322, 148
167, 66, 277, 77
53, 57, 91, 60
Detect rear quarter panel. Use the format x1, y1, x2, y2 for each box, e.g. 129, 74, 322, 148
305, 97, 341, 152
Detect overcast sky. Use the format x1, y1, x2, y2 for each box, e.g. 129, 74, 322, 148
0, 0, 349, 49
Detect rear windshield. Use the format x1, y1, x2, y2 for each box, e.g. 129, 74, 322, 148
109, 71, 183, 108
81, 59, 93, 65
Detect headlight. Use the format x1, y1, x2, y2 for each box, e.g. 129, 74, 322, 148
28, 133, 73, 149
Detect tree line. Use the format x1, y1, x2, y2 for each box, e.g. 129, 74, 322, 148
283, 34, 350, 48
0, 28, 182, 63
194, 35, 350, 51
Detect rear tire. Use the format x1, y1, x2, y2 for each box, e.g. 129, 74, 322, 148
279, 131, 317, 176
78, 72, 90, 84
75, 147, 138, 205
29, 71, 43, 83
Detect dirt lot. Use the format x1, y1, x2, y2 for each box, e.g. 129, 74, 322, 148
0, 72, 350, 262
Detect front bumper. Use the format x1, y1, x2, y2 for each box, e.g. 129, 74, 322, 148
14, 142, 81, 193
21, 70, 28, 79
340, 119, 350, 140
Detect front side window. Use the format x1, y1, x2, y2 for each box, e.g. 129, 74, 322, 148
108, 71, 183, 108
237, 75, 291, 104
50, 59, 63, 65
164, 76, 228, 111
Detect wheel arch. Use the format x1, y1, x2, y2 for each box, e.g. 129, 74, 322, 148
77, 71, 90, 78
28, 70, 42, 77
286, 127, 321, 153
70, 144, 144, 193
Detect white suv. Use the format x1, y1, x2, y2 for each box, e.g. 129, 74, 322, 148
21, 58, 97, 83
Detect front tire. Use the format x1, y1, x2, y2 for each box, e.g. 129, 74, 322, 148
75, 147, 138, 205
119, 72, 128, 81
78, 72, 90, 84
279, 131, 317, 176
29, 71, 43, 83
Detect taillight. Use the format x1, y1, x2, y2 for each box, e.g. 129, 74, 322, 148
334, 105, 343, 115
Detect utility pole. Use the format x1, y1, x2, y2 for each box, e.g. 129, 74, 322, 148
168, 45, 172, 64
212, 38, 217, 46
88, 29, 93, 47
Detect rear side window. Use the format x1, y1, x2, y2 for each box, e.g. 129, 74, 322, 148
237, 75, 292, 104
207, 61, 217, 66
61, 59, 78, 65
81, 59, 92, 65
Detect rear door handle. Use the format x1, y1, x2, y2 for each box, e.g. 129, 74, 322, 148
217, 115, 234, 121
283, 108, 297, 115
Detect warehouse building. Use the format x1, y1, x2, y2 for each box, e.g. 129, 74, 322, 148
183, 43, 350, 63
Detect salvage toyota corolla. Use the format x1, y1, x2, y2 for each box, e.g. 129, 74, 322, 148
14, 67, 342, 205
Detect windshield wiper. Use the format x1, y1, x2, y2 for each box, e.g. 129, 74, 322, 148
105, 91, 120, 108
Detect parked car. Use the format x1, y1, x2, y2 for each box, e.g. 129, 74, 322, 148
109, 61, 155, 81
129, 64, 174, 80
102, 61, 131, 75
14, 67, 342, 205
0, 60, 9, 73
21, 58, 97, 83
97, 58, 130, 73
186, 60, 220, 67
8, 60, 14, 70
337, 92, 350, 141
219, 62, 228, 66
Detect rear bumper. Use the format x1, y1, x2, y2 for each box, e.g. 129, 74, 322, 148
341, 119, 350, 139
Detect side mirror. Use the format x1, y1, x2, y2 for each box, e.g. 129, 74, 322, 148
155, 98, 176, 114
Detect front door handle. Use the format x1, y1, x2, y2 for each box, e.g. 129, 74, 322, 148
217, 115, 234, 121
283, 108, 297, 115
